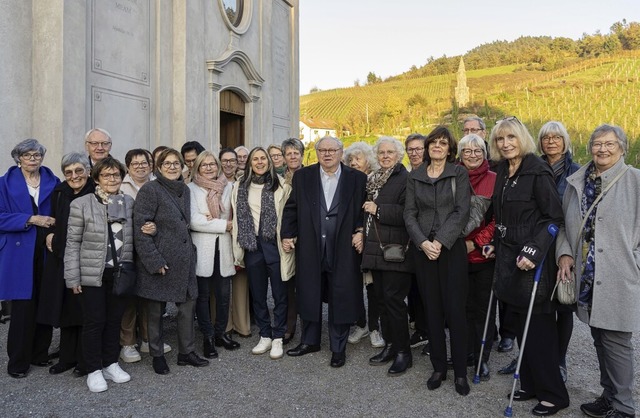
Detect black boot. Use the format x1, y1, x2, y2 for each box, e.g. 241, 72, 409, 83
388, 350, 413, 376
369, 344, 394, 365
203, 336, 219, 359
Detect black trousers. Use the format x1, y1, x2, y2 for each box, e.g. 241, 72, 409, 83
356, 282, 380, 332
372, 270, 411, 351
513, 309, 569, 407
7, 299, 52, 374
80, 269, 126, 373
466, 261, 496, 362
407, 274, 429, 337
59, 326, 85, 369
416, 238, 468, 377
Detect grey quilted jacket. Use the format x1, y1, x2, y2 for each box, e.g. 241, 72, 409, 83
64, 193, 134, 288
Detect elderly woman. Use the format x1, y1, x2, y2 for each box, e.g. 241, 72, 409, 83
404, 126, 471, 396
0, 139, 59, 378
488, 117, 568, 415
556, 125, 640, 418
267, 144, 286, 176
360, 137, 413, 375
343, 142, 384, 348
281, 137, 305, 344
537, 121, 580, 383
134, 148, 208, 375
65, 157, 133, 392
232, 147, 293, 360
39, 153, 94, 377
458, 134, 496, 381
188, 151, 237, 358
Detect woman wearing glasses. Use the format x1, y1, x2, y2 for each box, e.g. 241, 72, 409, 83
65, 157, 133, 392
0, 139, 59, 378
404, 126, 471, 395
537, 121, 580, 383
134, 149, 208, 375
488, 117, 568, 416
40, 153, 94, 377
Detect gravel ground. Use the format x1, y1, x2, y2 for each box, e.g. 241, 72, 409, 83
0, 302, 638, 418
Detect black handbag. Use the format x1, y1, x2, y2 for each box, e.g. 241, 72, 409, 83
108, 223, 136, 296
372, 217, 409, 263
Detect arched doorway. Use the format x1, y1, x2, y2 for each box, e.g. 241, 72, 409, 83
220, 90, 245, 149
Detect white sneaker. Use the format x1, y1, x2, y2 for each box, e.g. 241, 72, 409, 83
102, 363, 131, 383
270, 338, 283, 359
87, 370, 108, 393
348, 326, 370, 344
139, 341, 172, 354
370, 330, 385, 348
120, 345, 141, 363
252, 337, 272, 355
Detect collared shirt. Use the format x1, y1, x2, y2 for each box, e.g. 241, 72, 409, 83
320, 164, 341, 209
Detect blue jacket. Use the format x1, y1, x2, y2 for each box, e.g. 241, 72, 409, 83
0, 165, 59, 299
543, 152, 580, 200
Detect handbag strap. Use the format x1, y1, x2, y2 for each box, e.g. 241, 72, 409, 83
107, 222, 120, 266
371, 214, 410, 252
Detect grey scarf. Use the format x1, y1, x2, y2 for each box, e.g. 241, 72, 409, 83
236, 173, 278, 252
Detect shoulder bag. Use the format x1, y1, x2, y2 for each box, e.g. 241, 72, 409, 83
108, 222, 137, 296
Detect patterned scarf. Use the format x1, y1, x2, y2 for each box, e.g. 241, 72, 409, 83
192, 172, 228, 219
236, 173, 278, 252
549, 157, 566, 182
95, 185, 128, 223
366, 165, 395, 200
578, 162, 601, 311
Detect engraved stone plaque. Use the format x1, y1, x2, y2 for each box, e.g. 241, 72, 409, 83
92, 87, 150, 158
271, 1, 291, 120
91, 0, 150, 85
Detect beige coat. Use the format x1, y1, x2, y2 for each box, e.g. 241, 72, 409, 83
231, 176, 294, 281
556, 158, 640, 331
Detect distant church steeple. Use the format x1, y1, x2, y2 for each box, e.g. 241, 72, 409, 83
455, 57, 469, 107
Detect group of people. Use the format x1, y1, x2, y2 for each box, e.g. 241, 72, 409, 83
0, 118, 638, 417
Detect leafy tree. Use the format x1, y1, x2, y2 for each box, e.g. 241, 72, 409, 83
366, 72, 382, 84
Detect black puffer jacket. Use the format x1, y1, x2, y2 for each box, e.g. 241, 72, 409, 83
361, 163, 414, 273
492, 153, 563, 313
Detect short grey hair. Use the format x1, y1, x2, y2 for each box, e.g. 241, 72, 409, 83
463, 116, 486, 131
234, 145, 249, 154
458, 134, 487, 159
343, 141, 378, 172
537, 121, 572, 156
588, 124, 628, 157
60, 152, 91, 173
11, 139, 47, 164
281, 137, 304, 154
314, 136, 343, 151
84, 128, 112, 142
373, 136, 405, 162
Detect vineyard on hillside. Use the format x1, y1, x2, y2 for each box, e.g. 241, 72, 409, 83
300, 52, 640, 166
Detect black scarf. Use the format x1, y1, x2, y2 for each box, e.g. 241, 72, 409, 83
236, 173, 278, 252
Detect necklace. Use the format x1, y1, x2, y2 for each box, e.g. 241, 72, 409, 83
26, 178, 40, 188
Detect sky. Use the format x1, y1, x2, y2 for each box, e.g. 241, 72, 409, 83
299, 0, 640, 94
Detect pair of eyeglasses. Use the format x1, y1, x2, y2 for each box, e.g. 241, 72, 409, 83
461, 149, 484, 157
221, 158, 237, 165
20, 153, 43, 161
541, 135, 563, 144
162, 161, 182, 169
64, 168, 86, 178
496, 116, 521, 125
463, 128, 485, 134
591, 142, 618, 150
377, 150, 396, 156
200, 163, 218, 169
317, 148, 341, 156
99, 173, 121, 180
130, 162, 149, 168
406, 146, 424, 154
85, 141, 112, 148
269, 153, 283, 159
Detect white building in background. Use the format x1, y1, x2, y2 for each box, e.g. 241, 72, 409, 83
0, 0, 299, 172
299, 117, 337, 145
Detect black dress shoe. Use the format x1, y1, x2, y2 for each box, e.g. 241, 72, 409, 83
475, 361, 490, 381
455, 377, 470, 396
532, 402, 564, 416
152, 356, 170, 375
8, 371, 27, 379
509, 389, 535, 401
31, 360, 53, 367
286, 343, 321, 357
426, 371, 447, 390
498, 358, 518, 375
369, 344, 394, 365
498, 337, 514, 352
72, 367, 88, 378
215, 333, 240, 350
203, 336, 219, 359
177, 351, 210, 367
49, 362, 76, 375
388, 351, 412, 376
330, 351, 345, 368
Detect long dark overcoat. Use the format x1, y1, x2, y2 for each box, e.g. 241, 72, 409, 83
133, 177, 197, 303
281, 163, 366, 324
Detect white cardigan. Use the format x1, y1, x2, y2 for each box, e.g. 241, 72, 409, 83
188, 181, 236, 278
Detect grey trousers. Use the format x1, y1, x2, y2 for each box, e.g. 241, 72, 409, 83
590, 326, 636, 415
147, 299, 196, 357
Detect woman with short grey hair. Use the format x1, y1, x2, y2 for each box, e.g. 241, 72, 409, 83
343, 142, 379, 174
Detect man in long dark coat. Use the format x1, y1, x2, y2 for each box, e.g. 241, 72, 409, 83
281, 136, 366, 368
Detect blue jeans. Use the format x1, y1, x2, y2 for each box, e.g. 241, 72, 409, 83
244, 237, 288, 339
196, 246, 231, 338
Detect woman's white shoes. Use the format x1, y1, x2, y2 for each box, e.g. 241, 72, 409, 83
88, 363, 130, 392
252, 337, 272, 354
87, 370, 108, 393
